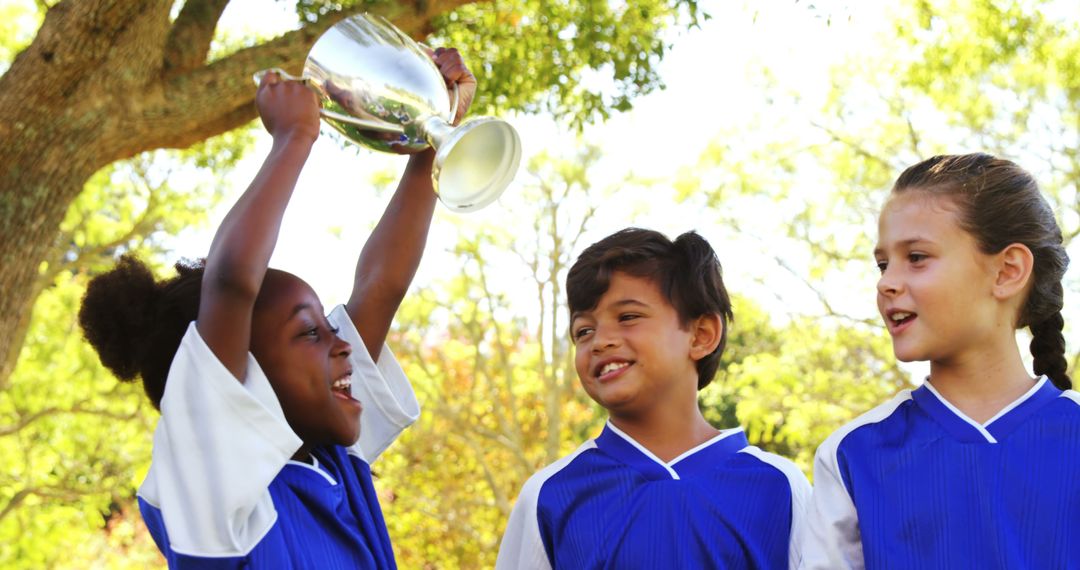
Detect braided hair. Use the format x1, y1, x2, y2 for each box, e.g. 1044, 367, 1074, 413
892, 153, 1071, 389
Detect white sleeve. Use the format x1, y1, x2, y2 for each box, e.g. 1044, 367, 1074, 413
798, 438, 864, 570
789, 469, 812, 570
138, 322, 303, 558
495, 473, 553, 570
328, 305, 419, 464
496, 440, 596, 570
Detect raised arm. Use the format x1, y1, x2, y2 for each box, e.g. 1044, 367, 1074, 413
345, 48, 477, 359
197, 73, 320, 379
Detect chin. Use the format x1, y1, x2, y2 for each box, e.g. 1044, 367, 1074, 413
598, 393, 643, 416
891, 345, 927, 363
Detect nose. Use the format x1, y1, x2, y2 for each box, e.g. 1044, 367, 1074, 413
591, 324, 619, 353
877, 267, 901, 297
332, 333, 352, 358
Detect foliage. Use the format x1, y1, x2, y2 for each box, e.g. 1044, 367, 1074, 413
687, 0, 1080, 350
292, 0, 706, 129
431, 0, 705, 128
704, 300, 908, 474
0, 0, 39, 71
0, 129, 253, 568
9, 0, 1080, 567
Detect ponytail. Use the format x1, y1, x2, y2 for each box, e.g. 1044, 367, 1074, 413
1028, 289, 1071, 390
79, 255, 204, 408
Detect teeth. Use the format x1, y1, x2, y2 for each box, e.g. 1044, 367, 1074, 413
891, 312, 912, 321
332, 377, 351, 391
599, 362, 629, 376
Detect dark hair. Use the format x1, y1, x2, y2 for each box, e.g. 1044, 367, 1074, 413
79, 255, 205, 409
892, 153, 1071, 389
566, 228, 734, 390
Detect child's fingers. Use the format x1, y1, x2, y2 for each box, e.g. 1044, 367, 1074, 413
256, 69, 283, 92
434, 48, 474, 82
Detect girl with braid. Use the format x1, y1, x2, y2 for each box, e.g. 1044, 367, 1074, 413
801, 153, 1080, 569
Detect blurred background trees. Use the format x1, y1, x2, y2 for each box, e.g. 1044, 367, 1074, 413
2, 0, 1078, 567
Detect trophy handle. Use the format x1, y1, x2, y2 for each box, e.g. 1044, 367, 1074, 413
448, 83, 460, 125
252, 67, 406, 135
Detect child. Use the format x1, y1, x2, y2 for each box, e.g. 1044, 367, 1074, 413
496, 228, 811, 570
77, 49, 475, 568
801, 153, 1080, 569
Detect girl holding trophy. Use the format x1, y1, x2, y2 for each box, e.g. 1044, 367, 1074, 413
78, 41, 475, 569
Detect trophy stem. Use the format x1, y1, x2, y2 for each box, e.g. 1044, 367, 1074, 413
418, 115, 454, 149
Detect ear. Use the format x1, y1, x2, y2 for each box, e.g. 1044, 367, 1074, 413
689, 313, 723, 362
992, 243, 1034, 301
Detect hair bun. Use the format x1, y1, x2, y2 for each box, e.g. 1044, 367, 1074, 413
78, 255, 161, 382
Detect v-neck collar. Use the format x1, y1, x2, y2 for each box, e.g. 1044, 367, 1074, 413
596, 421, 749, 481
912, 376, 1061, 443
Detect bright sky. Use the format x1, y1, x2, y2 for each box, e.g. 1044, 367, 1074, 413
176, 0, 1075, 382
191, 0, 890, 306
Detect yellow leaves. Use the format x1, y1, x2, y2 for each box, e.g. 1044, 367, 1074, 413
0, 0, 41, 69
2, 271, 156, 567
704, 309, 908, 478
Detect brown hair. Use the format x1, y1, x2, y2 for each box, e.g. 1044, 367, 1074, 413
566, 228, 734, 390
892, 153, 1071, 389
78, 255, 205, 408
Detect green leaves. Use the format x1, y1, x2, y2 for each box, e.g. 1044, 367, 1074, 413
704, 307, 907, 475
0, 128, 253, 567
429, 0, 702, 129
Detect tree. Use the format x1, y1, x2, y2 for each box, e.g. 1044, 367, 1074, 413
0, 0, 704, 388
0, 133, 249, 567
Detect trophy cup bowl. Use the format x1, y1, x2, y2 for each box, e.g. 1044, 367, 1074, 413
259, 13, 521, 213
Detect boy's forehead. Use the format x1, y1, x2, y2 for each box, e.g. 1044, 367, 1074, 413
575, 281, 661, 317
603, 271, 662, 296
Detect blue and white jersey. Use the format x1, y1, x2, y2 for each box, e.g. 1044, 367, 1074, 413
801, 376, 1080, 570
137, 305, 419, 569
496, 421, 810, 570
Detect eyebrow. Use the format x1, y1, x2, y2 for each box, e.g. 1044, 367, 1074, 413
873, 237, 933, 257
570, 299, 650, 323
288, 303, 314, 320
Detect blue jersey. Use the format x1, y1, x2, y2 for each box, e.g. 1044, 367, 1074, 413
137, 305, 419, 569
801, 376, 1080, 569
497, 421, 810, 570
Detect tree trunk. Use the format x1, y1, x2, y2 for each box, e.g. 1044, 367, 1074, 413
0, 0, 475, 387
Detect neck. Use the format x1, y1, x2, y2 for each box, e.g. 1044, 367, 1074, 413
291, 445, 313, 464
609, 401, 720, 463
928, 342, 1034, 423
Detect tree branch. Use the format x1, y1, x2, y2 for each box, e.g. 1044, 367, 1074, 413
0, 401, 141, 437
809, 120, 893, 170
138, 0, 478, 153
0, 489, 33, 523
164, 0, 232, 76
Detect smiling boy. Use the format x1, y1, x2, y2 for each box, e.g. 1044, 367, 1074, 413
496, 228, 810, 570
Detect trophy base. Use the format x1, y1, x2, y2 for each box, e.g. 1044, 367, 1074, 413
433, 118, 522, 213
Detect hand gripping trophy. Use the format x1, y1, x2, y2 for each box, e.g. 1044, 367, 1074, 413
256, 13, 522, 212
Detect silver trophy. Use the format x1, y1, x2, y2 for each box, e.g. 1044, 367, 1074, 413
256, 13, 521, 212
